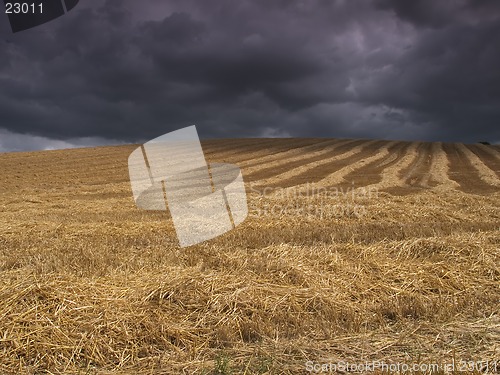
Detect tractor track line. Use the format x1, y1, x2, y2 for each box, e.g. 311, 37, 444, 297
465, 144, 500, 178
442, 143, 499, 194
400, 141, 435, 187
243, 139, 362, 182
249, 139, 382, 189
381, 142, 435, 196
269, 140, 394, 192
202, 137, 318, 156
202, 138, 297, 159
214, 138, 329, 166
457, 144, 500, 187
428, 142, 461, 192
329, 141, 412, 191
238, 139, 343, 171
305, 140, 396, 189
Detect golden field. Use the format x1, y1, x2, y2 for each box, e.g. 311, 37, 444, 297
0, 138, 499, 374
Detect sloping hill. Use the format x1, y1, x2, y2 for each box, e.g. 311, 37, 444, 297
0, 138, 499, 374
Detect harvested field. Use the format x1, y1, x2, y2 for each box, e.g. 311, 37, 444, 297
241, 139, 344, 178
382, 142, 437, 196
442, 143, 499, 194
400, 142, 435, 188
335, 141, 413, 189
466, 144, 500, 177
246, 139, 364, 186
257, 140, 388, 190
0, 138, 499, 374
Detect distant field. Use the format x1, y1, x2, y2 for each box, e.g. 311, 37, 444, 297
0, 138, 499, 374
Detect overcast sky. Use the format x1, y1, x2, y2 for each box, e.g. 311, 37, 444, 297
1, 0, 499, 152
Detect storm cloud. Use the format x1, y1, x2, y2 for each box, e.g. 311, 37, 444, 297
1, 0, 499, 151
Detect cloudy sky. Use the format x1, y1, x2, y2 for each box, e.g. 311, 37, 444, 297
1, 0, 499, 152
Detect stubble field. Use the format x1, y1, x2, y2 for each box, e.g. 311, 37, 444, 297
0, 138, 499, 374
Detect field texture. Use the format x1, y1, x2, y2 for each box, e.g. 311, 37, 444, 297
0, 138, 499, 374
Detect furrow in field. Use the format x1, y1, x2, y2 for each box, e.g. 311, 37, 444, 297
202, 138, 293, 159
203, 138, 314, 155
201, 138, 262, 155
262, 140, 392, 193
235, 139, 341, 170
402, 142, 435, 187
379, 142, 438, 195
428, 142, 461, 192
442, 143, 499, 194
0, 146, 137, 189
243, 139, 360, 182
238, 138, 347, 168
164, 139, 340, 194
202, 138, 256, 149
358, 142, 421, 194
0, 145, 134, 170
329, 141, 412, 192
314, 140, 396, 188
206, 138, 324, 165
457, 143, 500, 187
465, 144, 500, 178
475, 144, 500, 160
249, 139, 381, 189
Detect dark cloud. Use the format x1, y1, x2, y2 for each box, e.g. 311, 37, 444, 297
375, 0, 454, 28
0, 0, 499, 151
